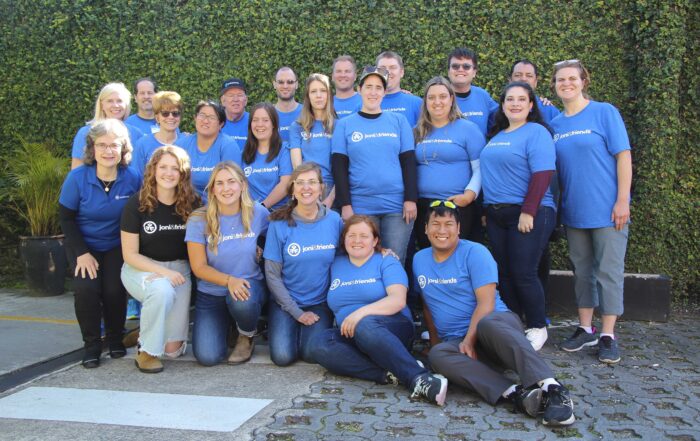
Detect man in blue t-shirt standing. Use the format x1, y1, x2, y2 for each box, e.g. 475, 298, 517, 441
332, 55, 362, 119
413, 201, 575, 427
220, 77, 250, 144
273, 66, 302, 143
376, 51, 422, 126
125, 77, 160, 135
509, 59, 560, 125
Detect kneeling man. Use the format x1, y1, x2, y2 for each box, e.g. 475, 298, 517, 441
413, 200, 574, 426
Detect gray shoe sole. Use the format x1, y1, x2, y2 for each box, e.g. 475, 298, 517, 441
561, 338, 599, 352
521, 388, 543, 417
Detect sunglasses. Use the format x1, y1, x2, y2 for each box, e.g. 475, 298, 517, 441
362, 65, 389, 76
429, 200, 457, 209
450, 63, 473, 71
160, 111, 181, 118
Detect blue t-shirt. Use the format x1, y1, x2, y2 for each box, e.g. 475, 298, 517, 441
288, 121, 334, 188
334, 94, 362, 119
59, 165, 141, 252
242, 147, 293, 210
481, 122, 556, 210
184, 204, 269, 296
381, 91, 423, 127
331, 112, 415, 215
221, 112, 249, 145
415, 118, 485, 200
263, 210, 344, 307
413, 240, 509, 340
536, 97, 561, 125
455, 86, 498, 136
131, 133, 186, 177
178, 133, 242, 201
550, 101, 631, 228
276, 105, 302, 143
71, 123, 145, 159
125, 114, 159, 135
328, 253, 410, 326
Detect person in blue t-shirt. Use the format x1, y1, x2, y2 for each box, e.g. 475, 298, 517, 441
550, 60, 632, 365
446, 48, 498, 136
131, 91, 186, 178
482, 82, 556, 351
376, 51, 423, 126
178, 101, 242, 202
125, 77, 160, 135
414, 202, 574, 427
263, 163, 343, 366
331, 66, 418, 265
59, 119, 142, 369
289, 73, 337, 207
309, 215, 448, 406
71, 82, 145, 169
273, 67, 302, 143
220, 77, 249, 145
414, 76, 486, 249
509, 60, 560, 125
332, 55, 362, 119
185, 161, 270, 366
241, 102, 293, 210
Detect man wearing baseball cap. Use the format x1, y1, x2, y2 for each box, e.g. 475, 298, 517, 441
220, 77, 249, 144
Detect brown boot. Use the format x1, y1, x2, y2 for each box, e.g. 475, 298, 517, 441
135, 350, 163, 373
228, 335, 254, 365
122, 328, 140, 348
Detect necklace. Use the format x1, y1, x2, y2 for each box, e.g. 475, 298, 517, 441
97, 178, 114, 192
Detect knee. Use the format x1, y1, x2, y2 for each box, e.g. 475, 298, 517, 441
270, 347, 296, 367
428, 341, 458, 368
194, 347, 223, 367
353, 315, 382, 339
305, 330, 334, 364
476, 312, 502, 335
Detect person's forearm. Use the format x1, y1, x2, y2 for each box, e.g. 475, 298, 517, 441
616, 150, 632, 202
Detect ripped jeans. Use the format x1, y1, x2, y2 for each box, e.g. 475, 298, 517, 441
120, 260, 191, 357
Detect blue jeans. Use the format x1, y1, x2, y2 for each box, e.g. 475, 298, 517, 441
486, 205, 555, 329
367, 213, 414, 266
192, 279, 267, 366
308, 314, 426, 387
268, 301, 333, 366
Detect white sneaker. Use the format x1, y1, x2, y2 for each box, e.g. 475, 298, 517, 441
525, 327, 548, 351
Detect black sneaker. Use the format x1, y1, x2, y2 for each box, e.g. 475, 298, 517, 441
82, 344, 102, 369
508, 385, 543, 417
598, 336, 621, 364
542, 384, 575, 426
109, 341, 127, 359
410, 373, 447, 406
561, 327, 598, 352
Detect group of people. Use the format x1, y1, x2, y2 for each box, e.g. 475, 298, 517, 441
58, 47, 632, 428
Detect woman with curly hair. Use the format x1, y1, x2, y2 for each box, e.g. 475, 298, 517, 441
120, 146, 200, 373
185, 161, 269, 366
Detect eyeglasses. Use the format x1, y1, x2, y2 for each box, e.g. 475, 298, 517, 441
554, 59, 581, 67
294, 179, 320, 187
160, 111, 181, 118
225, 94, 246, 100
429, 200, 457, 209
94, 143, 122, 152
276, 80, 297, 85
450, 63, 473, 71
196, 113, 218, 122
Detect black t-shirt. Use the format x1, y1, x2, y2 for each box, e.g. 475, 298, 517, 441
120, 195, 188, 262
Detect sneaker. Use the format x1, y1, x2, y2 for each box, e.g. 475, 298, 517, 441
135, 350, 164, 373
508, 385, 543, 417
542, 384, 575, 426
525, 327, 548, 351
561, 327, 598, 352
81, 343, 102, 369
385, 371, 400, 386
410, 373, 448, 406
126, 298, 141, 320
598, 336, 621, 364
109, 341, 127, 359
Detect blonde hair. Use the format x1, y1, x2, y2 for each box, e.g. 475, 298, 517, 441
298, 73, 336, 137
191, 161, 254, 254
153, 91, 183, 114
139, 146, 200, 220
414, 76, 462, 144
91, 82, 132, 123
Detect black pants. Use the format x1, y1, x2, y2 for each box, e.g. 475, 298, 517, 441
415, 198, 476, 250
69, 246, 126, 347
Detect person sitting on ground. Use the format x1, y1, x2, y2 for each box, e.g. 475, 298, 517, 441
413, 201, 575, 426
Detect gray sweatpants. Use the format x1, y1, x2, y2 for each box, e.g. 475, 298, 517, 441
428, 311, 554, 405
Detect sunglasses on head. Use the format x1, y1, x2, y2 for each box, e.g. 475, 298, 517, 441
429, 200, 457, 209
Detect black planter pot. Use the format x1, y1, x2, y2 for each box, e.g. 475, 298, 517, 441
18, 234, 67, 296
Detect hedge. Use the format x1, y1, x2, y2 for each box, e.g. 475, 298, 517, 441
0, 0, 697, 298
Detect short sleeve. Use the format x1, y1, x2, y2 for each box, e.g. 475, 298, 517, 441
71, 126, 89, 159
262, 221, 284, 263
255, 204, 271, 236
465, 244, 499, 291
58, 170, 81, 209
526, 125, 556, 173
601, 104, 631, 156
278, 143, 293, 176
381, 255, 409, 287
221, 136, 243, 165
331, 119, 348, 155
120, 195, 142, 233
184, 213, 208, 245
288, 122, 302, 150
463, 121, 486, 160
398, 114, 415, 153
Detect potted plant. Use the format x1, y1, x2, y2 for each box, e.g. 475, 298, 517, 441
1, 137, 70, 296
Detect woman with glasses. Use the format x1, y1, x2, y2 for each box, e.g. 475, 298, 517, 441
550, 60, 632, 364
414, 76, 486, 249
131, 92, 186, 178
59, 119, 141, 368
71, 82, 145, 169
481, 82, 556, 351
120, 146, 200, 373
241, 102, 293, 210
289, 73, 336, 208
332, 66, 417, 265
309, 215, 447, 406
179, 101, 242, 201
263, 163, 343, 366
185, 161, 269, 366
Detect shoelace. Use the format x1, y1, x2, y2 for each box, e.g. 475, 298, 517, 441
411, 378, 431, 398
